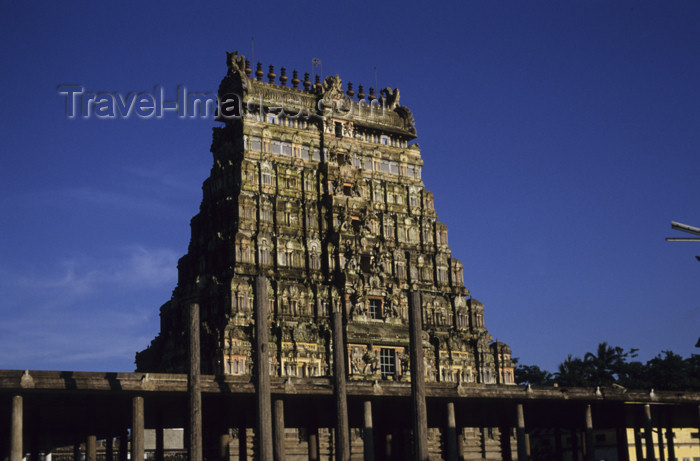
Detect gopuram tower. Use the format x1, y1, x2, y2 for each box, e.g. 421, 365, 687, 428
136, 52, 514, 388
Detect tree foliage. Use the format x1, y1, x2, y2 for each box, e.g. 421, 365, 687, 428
514, 343, 700, 390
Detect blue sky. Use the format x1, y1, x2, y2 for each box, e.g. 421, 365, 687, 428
1, 1, 698, 374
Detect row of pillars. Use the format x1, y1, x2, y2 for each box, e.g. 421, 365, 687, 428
8, 393, 145, 461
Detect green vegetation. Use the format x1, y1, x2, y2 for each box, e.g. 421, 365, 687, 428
514, 342, 700, 390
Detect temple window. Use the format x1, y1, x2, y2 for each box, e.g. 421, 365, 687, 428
379, 348, 396, 378
368, 298, 383, 320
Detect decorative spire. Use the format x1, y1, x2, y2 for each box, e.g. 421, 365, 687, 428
303, 72, 311, 92
368, 87, 376, 102
314, 75, 321, 93
267, 65, 276, 84
244, 59, 252, 77
346, 82, 355, 98
291, 70, 300, 89
279, 67, 287, 86
358, 84, 365, 100
255, 62, 264, 81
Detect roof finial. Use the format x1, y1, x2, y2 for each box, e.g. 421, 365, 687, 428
292, 70, 300, 89
267, 65, 276, 84
357, 84, 365, 101
279, 67, 288, 86
255, 62, 264, 81
368, 87, 376, 102
303, 72, 311, 92
314, 75, 321, 93
244, 59, 252, 77
346, 82, 355, 98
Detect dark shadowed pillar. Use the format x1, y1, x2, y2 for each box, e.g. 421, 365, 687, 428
363, 400, 375, 461
643, 404, 654, 461
189, 302, 203, 461
445, 402, 458, 461
105, 437, 114, 461
308, 426, 319, 461
656, 422, 665, 461
273, 399, 285, 461
615, 427, 630, 461
255, 275, 273, 461
119, 429, 129, 461
584, 404, 595, 461
10, 394, 22, 461
515, 403, 528, 461
132, 395, 145, 461
665, 426, 675, 461
409, 291, 428, 461
500, 426, 513, 461
633, 427, 643, 461
333, 296, 350, 461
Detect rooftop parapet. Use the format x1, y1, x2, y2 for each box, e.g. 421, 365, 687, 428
224, 51, 417, 138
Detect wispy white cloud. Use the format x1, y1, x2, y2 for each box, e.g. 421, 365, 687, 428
0, 246, 178, 371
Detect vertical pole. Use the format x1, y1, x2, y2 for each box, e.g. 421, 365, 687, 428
515, 403, 528, 461
106, 436, 114, 461
155, 418, 165, 461
132, 395, 145, 461
333, 296, 350, 461
119, 429, 129, 461
273, 399, 285, 461
615, 427, 630, 461
86, 434, 97, 461
445, 402, 457, 461
73, 443, 81, 461
500, 426, 513, 461
189, 302, 203, 461
408, 291, 428, 461
665, 426, 675, 461
10, 395, 22, 461
219, 433, 230, 461
308, 426, 319, 461
633, 427, 643, 461
584, 404, 595, 461
656, 422, 665, 461
363, 401, 375, 461
554, 427, 564, 461
643, 404, 654, 461
255, 275, 273, 461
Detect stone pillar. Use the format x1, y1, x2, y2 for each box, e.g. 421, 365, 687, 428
155, 425, 165, 461
86, 434, 97, 461
308, 426, 319, 461
643, 404, 654, 461
445, 402, 458, 461
665, 427, 675, 461
515, 403, 528, 461
255, 275, 273, 461
363, 401, 375, 461
500, 426, 513, 461
119, 429, 129, 461
105, 436, 114, 461
615, 427, 630, 461
10, 394, 22, 461
132, 395, 145, 461
189, 302, 203, 461
584, 404, 595, 461
219, 433, 230, 461
554, 427, 564, 461
656, 423, 665, 461
332, 297, 350, 461
633, 427, 643, 461
273, 399, 285, 461
408, 291, 428, 461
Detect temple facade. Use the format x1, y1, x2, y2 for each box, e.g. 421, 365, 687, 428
136, 51, 514, 388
